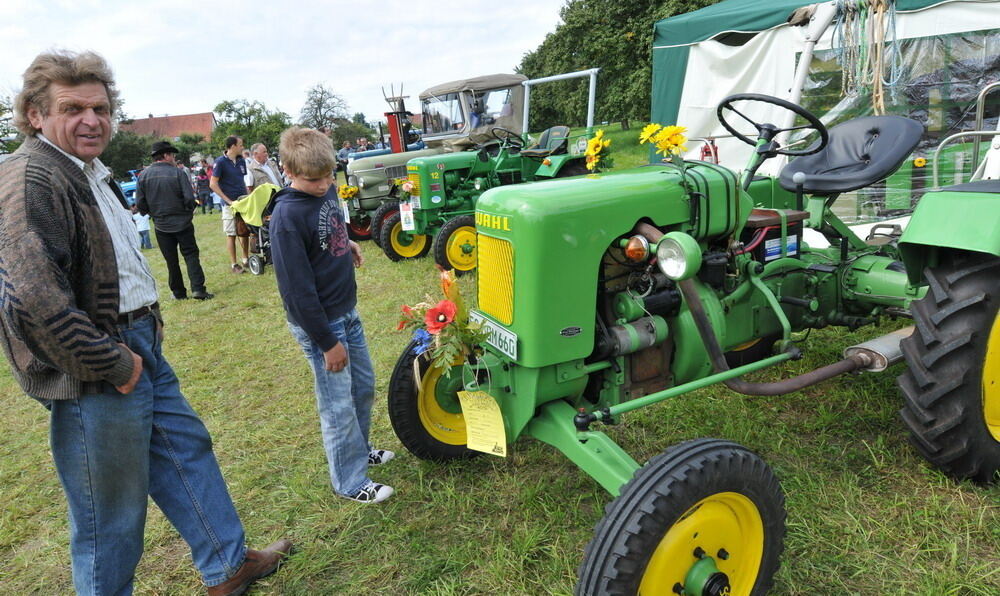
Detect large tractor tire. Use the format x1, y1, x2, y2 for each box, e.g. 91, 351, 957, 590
379, 212, 430, 262
897, 253, 1000, 483
433, 215, 478, 275
346, 211, 373, 241
387, 339, 479, 461
370, 201, 399, 248
577, 439, 785, 596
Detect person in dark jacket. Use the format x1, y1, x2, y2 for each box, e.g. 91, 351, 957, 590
0, 49, 290, 596
270, 126, 395, 504
137, 140, 213, 300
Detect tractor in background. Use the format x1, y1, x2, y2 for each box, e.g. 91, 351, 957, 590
381, 69, 599, 272
346, 74, 528, 244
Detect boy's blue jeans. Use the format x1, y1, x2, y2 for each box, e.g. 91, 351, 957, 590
48, 314, 246, 595
138, 229, 152, 249
287, 308, 376, 496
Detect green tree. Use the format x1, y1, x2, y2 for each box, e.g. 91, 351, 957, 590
174, 133, 212, 166
1, 95, 21, 153
299, 84, 349, 131
211, 99, 292, 155
328, 120, 376, 148
517, 0, 719, 130
102, 130, 152, 180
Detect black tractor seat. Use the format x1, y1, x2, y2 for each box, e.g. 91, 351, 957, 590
779, 115, 924, 195
520, 125, 571, 158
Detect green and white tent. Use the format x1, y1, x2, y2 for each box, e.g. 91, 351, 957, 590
651, 0, 999, 204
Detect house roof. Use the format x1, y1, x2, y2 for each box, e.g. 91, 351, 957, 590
120, 112, 216, 140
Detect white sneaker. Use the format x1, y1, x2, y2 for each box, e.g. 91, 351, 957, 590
341, 480, 394, 504
368, 448, 395, 466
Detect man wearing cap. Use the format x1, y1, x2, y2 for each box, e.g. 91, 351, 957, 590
136, 140, 213, 301
0, 50, 291, 595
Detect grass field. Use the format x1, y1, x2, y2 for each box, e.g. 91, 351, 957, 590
0, 134, 998, 595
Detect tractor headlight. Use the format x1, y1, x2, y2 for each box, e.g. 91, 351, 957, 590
655, 232, 702, 281
356, 176, 366, 189
348, 175, 359, 187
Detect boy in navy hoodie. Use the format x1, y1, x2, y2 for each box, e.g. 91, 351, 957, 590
270, 127, 395, 503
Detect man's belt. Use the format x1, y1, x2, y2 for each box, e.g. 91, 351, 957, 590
117, 302, 158, 326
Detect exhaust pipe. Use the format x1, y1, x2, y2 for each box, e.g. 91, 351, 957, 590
678, 278, 913, 396
843, 326, 913, 372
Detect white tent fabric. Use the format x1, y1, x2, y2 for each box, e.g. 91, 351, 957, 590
672, 0, 1000, 175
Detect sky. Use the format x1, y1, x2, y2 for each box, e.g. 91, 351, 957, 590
0, 0, 566, 127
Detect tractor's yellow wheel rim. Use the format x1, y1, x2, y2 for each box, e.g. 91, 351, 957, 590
640, 492, 764, 596
391, 222, 428, 258
731, 338, 762, 352
418, 362, 467, 445
445, 226, 477, 271
983, 311, 1000, 442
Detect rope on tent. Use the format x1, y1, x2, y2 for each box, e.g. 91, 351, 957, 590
833, 0, 901, 114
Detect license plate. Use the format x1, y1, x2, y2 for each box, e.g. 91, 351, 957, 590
470, 311, 517, 359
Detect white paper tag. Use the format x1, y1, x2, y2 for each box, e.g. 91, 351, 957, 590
340, 199, 350, 223
400, 202, 415, 231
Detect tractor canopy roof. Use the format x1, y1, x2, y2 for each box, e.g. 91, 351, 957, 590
419, 74, 527, 99
653, 0, 942, 49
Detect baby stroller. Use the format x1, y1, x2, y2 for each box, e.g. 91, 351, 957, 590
232, 184, 280, 275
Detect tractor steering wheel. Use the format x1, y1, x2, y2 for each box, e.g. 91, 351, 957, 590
491, 127, 524, 150
717, 93, 829, 157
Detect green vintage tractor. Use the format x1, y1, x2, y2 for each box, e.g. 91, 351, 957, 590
384, 126, 590, 268
380, 69, 600, 270
386, 92, 1000, 594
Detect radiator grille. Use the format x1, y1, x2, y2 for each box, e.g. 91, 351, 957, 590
385, 165, 407, 180
476, 234, 513, 325
407, 172, 421, 196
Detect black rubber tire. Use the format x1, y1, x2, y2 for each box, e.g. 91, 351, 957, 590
387, 340, 479, 462
897, 253, 1000, 483
432, 215, 478, 276
577, 439, 785, 596
370, 201, 400, 248
725, 335, 779, 368
379, 212, 430, 262
346, 211, 373, 241
247, 254, 265, 275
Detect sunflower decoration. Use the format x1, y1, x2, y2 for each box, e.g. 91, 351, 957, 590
396, 267, 490, 373
913, 157, 927, 168
585, 129, 613, 172
639, 123, 688, 158
338, 184, 359, 199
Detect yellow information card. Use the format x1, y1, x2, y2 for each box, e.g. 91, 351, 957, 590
457, 390, 507, 457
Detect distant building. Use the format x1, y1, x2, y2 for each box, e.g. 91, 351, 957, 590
120, 112, 216, 142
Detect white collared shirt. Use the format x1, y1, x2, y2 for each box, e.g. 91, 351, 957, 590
261, 161, 281, 186
248, 158, 281, 187
39, 135, 159, 313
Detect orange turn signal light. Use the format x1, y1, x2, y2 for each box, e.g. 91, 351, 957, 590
624, 235, 650, 262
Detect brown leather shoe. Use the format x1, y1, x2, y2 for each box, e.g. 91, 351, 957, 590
206, 539, 293, 596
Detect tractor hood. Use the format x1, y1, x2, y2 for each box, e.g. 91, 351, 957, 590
475, 162, 745, 368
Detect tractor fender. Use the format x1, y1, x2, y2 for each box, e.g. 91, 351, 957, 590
898, 185, 1000, 285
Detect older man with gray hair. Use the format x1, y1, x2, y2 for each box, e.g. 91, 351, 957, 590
0, 49, 290, 596
245, 142, 284, 191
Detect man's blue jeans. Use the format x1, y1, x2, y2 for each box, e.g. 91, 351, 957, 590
287, 308, 376, 496
48, 314, 245, 595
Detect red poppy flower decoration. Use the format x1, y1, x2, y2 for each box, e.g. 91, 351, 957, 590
425, 300, 457, 334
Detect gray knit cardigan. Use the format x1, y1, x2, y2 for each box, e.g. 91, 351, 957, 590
0, 137, 146, 400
